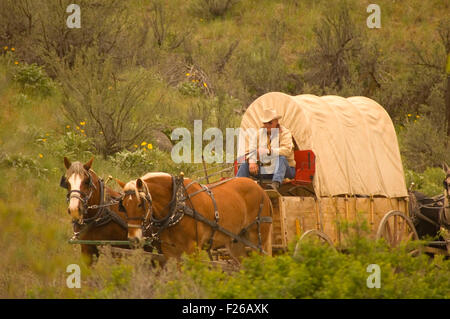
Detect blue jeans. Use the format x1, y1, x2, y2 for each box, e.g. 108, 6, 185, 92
236, 155, 296, 183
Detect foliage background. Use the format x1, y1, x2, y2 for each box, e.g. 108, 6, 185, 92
0, 0, 448, 298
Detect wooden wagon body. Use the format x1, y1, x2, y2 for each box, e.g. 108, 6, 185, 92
267, 190, 410, 252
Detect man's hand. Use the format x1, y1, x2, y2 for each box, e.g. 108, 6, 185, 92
249, 162, 259, 175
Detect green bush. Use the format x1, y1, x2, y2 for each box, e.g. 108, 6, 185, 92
0, 153, 48, 177
44, 131, 95, 163
14, 63, 54, 97
178, 81, 204, 97
398, 115, 450, 172
188, 0, 238, 19
47, 47, 155, 157
109, 148, 194, 177
405, 167, 446, 196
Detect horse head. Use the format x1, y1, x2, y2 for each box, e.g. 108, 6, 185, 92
60, 157, 99, 223
115, 177, 153, 244
443, 163, 450, 196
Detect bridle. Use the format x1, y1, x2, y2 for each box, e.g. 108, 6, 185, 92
118, 176, 185, 238
119, 185, 153, 231
60, 171, 96, 221
444, 173, 450, 206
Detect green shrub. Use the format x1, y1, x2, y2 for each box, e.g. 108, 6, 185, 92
45, 131, 95, 163
234, 43, 288, 102
189, 0, 238, 19
0, 153, 48, 177
178, 81, 204, 97
398, 115, 450, 172
146, 234, 448, 299
14, 63, 54, 97
47, 47, 155, 157
405, 167, 446, 196
109, 148, 194, 177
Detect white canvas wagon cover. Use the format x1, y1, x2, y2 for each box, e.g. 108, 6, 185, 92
239, 92, 408, 198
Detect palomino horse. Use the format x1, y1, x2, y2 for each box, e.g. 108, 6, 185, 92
61, 157, 128, 265
115, 173, 273, 263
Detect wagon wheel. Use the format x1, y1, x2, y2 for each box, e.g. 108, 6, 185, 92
376, 210, 420, 255
293, 229, 335, 257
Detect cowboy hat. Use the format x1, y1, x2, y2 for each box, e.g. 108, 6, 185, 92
261, 108, 282, 123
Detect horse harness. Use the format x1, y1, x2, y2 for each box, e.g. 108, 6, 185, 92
443, 173, 450, 227
412, 173, 450, 230
60, 172, 128, 238
61, 170, 273, 255
123, 175, 273, 256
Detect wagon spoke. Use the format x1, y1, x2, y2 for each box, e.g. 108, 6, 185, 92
405, 231, 413, 242
393, 215, 398, 246
385, 222, 393, 245
398, 216, 405, 242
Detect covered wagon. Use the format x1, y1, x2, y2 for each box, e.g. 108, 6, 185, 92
239, 92, 417, 252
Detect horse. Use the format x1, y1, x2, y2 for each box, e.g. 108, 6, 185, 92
115, 173, 273, 264
408, 163, 450, 243
442, 163, 450, 231
60, 157, 129, 265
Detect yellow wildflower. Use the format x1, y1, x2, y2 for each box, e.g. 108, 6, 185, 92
14, 61, 19, 65
134, 144, 138, 148
39, 154, 43, 159
80, 121, 86, 126
42, 138, 47, 142
203, 82, 207, 88
11, 48, 15, 52
141, 141, 147, 146
407, 114, 411, 117
416, 115, 420, 118
76, 126, 80, 130
80, 129, 85, 133
186, 73, 190, 76
66, 125, 70, 129
147, 143, 153, 150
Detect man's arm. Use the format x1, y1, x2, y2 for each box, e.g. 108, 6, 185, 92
270, 128, 293, 157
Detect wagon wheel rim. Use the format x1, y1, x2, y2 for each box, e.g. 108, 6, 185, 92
293, 229, 335, 257
376, 210, 419, 252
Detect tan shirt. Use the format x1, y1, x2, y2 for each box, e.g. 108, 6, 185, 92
247, 125, 296, 167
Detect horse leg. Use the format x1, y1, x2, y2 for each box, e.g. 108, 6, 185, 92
261, 223, 272, 256
226, 240, 247, 265
81, 244, 99, 266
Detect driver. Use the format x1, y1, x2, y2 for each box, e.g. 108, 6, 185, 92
236, 109, 296, 190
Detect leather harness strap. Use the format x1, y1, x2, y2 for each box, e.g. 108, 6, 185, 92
70, 176, 128, 238
147, 175, 273, 256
